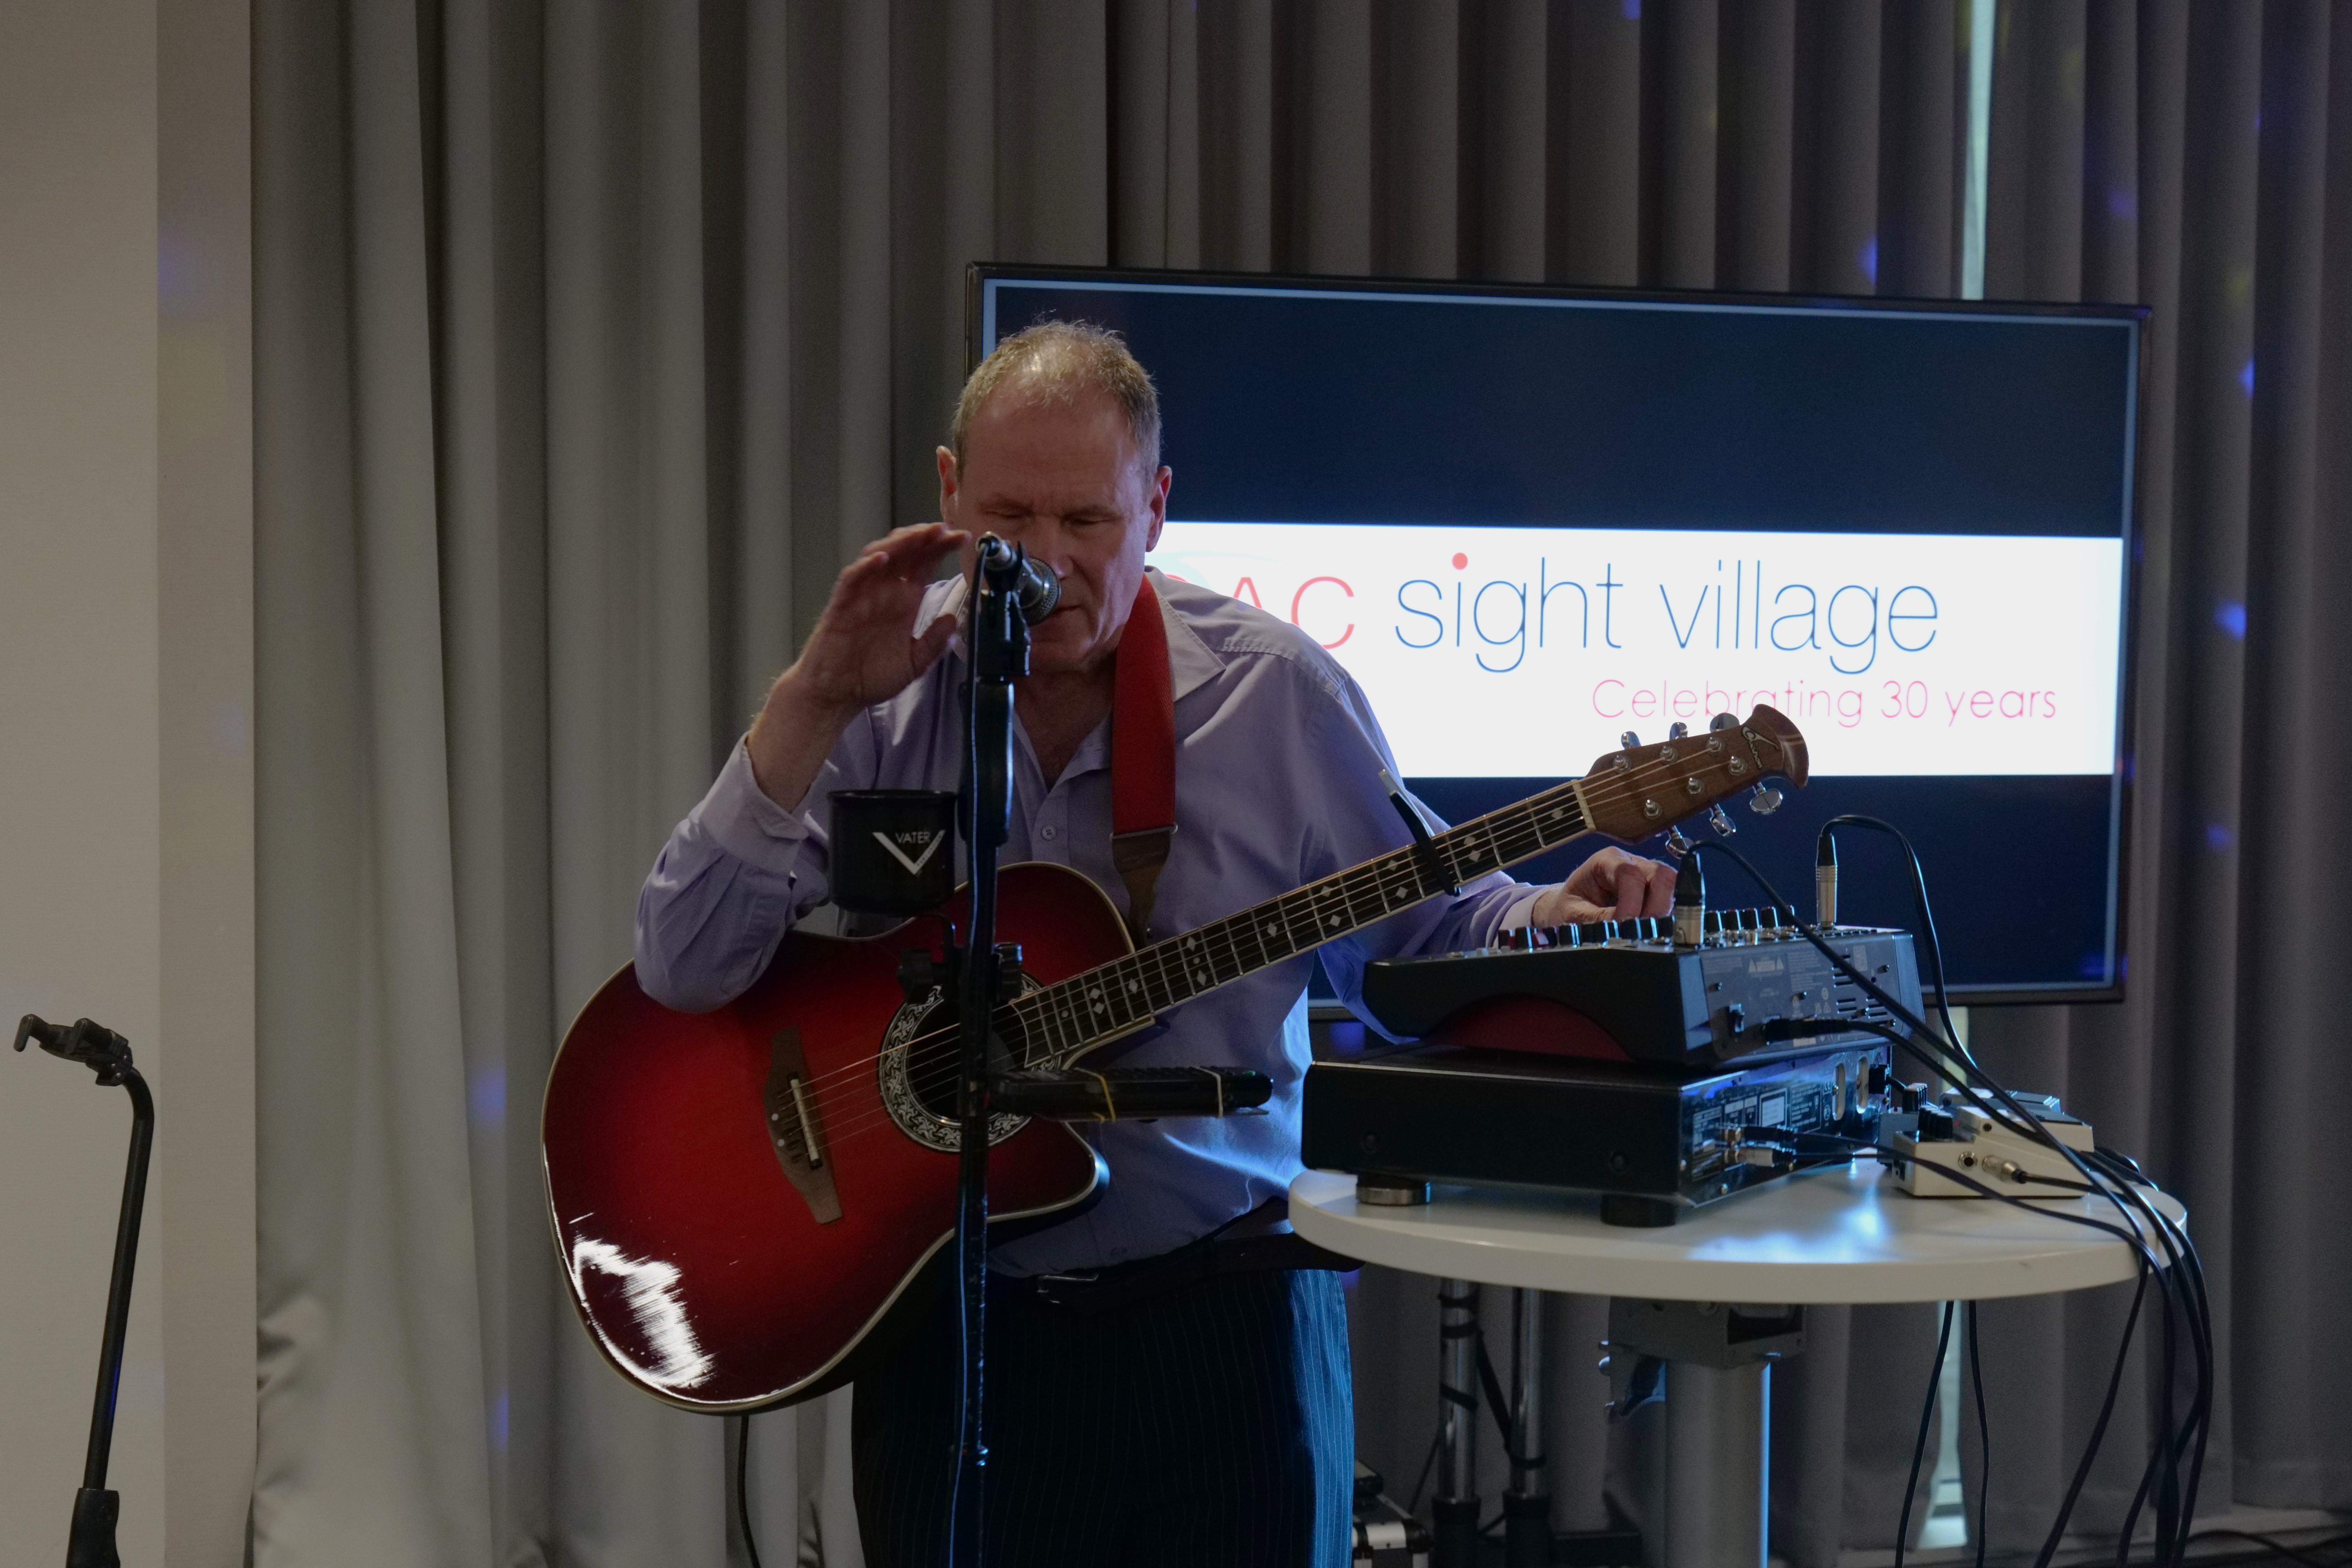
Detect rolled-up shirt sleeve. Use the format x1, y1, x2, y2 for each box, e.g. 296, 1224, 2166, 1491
634, 726, 858, 1013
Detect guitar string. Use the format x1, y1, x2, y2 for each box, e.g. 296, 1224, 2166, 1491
782, 799, 1577, 1155
740, 730, 1782, 1134
786, 835, 1508, 1155
753, 777, 1573, 1114
780, 776, 1623, 1156
748, 731, 1760, 1154
773, 771, 1586, 1121
784, 739, 1783, 1163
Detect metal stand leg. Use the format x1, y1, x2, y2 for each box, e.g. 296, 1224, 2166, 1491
1504, 1287, 1550, 1568
1434, 1279, 1481, 1568
1663, 1361, 1769, 1568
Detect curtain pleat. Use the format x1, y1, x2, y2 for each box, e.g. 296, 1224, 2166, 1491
253, 4, 2352, 1564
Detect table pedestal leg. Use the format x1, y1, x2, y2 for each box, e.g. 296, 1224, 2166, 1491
1664, 1360, 1769, 1568
1606, 1301, 1806, 1568
1504, 1287, 1550, 1568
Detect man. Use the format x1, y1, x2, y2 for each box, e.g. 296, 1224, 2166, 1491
636, 323, 1673, 1566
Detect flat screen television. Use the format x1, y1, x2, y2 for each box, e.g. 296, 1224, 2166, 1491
971, 266, 2143, 1004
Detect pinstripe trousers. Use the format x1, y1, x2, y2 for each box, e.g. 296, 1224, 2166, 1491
852, 1264, 1354, 1566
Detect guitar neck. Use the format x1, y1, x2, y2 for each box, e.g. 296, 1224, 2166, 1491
996, 777, 1595, 1065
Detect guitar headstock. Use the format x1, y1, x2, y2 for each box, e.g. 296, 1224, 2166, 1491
1578, 704, 1810, 842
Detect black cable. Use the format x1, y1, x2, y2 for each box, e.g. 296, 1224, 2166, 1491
2034, 1262, 2154, 1568
1474, 1326, 1537, 1470
1405, 1425, 1441, 1515
1818, 815, 1960, 1049
1967, 1301, 1989, 1568
1683, 837, 2212, 1568
736, 1413, 765, 1568
1835, 1015, 2204, 1568
1895, 1301, 1956, 1568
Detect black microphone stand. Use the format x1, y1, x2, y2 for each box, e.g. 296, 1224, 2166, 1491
14, 1014, 152, 1568
946, 536, 1035, 1567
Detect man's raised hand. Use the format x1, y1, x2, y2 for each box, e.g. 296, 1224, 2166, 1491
748, 523, 968, 809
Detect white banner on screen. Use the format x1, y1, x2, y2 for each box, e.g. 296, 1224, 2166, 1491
1152, 523, 2123, 778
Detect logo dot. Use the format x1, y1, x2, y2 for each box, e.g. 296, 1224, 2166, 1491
1451, 552, 1468, 570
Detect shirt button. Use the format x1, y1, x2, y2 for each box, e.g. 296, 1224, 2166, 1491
1040, 826, 1058, 841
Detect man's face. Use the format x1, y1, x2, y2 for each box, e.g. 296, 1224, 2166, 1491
938, 387, 1171, 678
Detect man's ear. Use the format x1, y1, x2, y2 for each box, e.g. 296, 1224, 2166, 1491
936, 445, 960, 522
1143, 465, 1171, 551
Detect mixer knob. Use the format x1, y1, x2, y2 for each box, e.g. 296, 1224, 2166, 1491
1667, 721, 1690, 740
1620, 730, 1641, 748
1710, 711, 1739, 730
1747, 783, 1784, 815
1707, 804, 1736, 837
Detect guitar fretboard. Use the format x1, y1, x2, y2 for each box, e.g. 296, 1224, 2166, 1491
995, 777, 1595, 1065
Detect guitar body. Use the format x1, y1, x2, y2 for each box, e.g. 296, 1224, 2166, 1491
542, 861, 1131, 1412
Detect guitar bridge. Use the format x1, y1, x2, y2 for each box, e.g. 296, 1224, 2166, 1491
766, 1027, 842, 1224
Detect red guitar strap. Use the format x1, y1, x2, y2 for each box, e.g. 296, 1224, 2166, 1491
1110, 574, 1177, 940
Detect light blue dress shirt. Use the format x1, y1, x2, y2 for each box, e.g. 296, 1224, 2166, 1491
634, 569, 1541, 1274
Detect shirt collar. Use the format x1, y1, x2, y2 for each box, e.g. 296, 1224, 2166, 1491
1150, 567, 1225, 702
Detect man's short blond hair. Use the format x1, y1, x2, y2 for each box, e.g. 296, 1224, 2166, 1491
952, 320, 1162, 472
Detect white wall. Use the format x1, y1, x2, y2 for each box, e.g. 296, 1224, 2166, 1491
0, 1, 255, 1562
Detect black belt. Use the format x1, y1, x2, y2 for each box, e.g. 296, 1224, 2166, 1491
1020, 1198, 1359, 1319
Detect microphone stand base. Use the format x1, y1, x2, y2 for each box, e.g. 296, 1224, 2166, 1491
66, 1487, 119, 1568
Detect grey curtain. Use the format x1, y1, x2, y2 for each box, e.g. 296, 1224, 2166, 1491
252, 2, 2351, 1564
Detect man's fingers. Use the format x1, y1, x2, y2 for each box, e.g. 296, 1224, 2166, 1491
1613, 861, 1646, 920
1642, 857, 1676, 918
877, 522, 967, 574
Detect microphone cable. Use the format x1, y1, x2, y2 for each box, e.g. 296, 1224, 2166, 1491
1682, 837, 2212, 1568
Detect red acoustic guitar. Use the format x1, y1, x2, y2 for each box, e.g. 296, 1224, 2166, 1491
542, 707, 1809, 1411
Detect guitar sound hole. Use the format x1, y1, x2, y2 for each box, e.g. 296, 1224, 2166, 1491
903, 1002, 964, 1121
877, 987, 1034, 1152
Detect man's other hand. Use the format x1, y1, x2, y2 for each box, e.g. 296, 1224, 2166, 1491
748, 522, 968, 809
1527, 847, 1678, 926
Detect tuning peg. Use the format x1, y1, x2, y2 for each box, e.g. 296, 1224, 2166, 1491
1620, 730, 1641, 748
1747, 783, 1784, 816
1710, 711, 1739, 730
1667, 721, 1690, 740
1707, 805, 1736, 837
1665, 826, 1696, 856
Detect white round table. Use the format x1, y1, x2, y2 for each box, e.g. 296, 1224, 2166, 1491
1291, 1160, 2184, 1568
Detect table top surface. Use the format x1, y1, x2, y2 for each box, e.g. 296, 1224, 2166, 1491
1289, 1161, 2185, 1304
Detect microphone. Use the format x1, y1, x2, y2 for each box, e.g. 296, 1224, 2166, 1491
1815, 832, 1838, 929
1673, 851, 1706, 949
991, 1067, 1272, 1122
976, 536, 1062, 624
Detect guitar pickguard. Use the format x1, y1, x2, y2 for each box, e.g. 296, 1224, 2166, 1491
877, 987, 1034, 1152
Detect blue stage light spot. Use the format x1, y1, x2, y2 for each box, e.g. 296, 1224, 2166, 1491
2206, 822, 2233, 853
2215, 601, 2246, 639
470, 1063, 506, 1126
